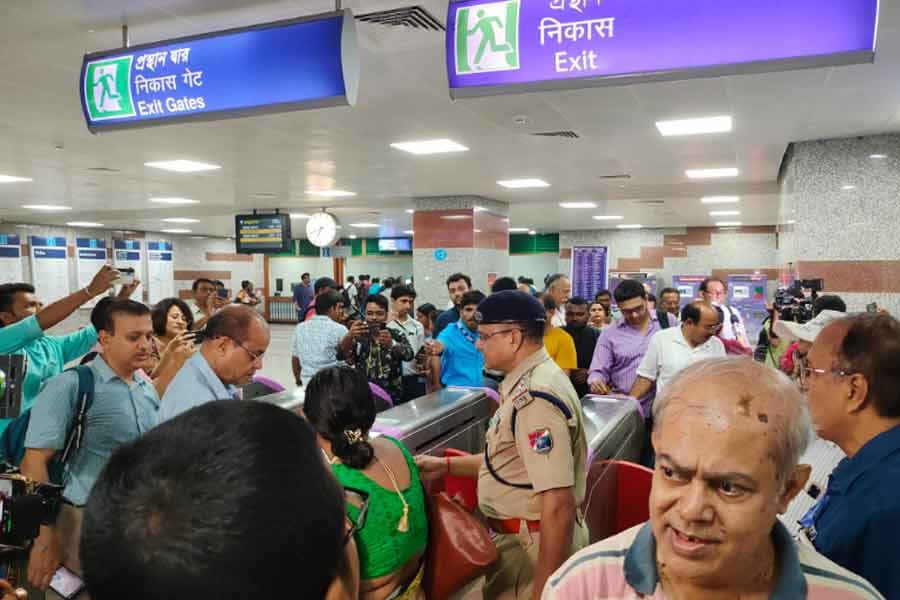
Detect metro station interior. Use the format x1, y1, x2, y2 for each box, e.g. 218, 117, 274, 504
0, 1, 897, 599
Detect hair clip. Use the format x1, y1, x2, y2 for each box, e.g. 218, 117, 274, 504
344, 429, 364, 444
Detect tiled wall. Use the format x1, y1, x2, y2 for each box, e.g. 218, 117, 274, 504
778, 133, 900, 313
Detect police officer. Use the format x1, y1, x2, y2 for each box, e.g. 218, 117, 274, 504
416, 290, 588, 600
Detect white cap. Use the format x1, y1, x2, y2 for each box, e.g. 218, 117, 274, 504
772, 310, 845, 343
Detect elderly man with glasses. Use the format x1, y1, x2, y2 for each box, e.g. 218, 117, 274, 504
159, 305, 270, 422
792, 313, 900, 599
544, 357, 884, 600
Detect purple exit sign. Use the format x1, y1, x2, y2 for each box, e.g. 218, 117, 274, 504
446, 0, 879, 97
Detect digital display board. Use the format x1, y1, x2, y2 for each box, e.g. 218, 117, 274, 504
378, 238, 412, 252
235, 214, 292, 254
80, 10, 359, 132
447, 0, 878, 98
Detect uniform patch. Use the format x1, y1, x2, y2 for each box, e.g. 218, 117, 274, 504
528, 428, 553, 454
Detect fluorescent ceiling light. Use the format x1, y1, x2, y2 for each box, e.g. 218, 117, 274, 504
841, 185, 856, 190
67, 221, 103, 227
656, 115, 732, 136
161, 228, 191, 233
508, 227, 530, 233
163, 217, 199, 223
715, 221, 742, 227
149, 197, 199, 205
560, 202, 597, 209
21, 204, 71, 211
528, 230, 537, 235
473, 206, 487, 212
290, 213, 309, 219
686, 167, 739, 179
390, 139, 469, 155
403, 230, 414, 235
0, 174, 33, 183
349, 234, 357, 239
349, 223, 379, 229
497, 178, 550, 189
144, 160, 221, 173
701, 196, 740, 204
441, 215, 471, 220
305, 189, 356, 198
869, 154, 888, 159
709, 210, 740, 216
616, 224, 643, 229
593, 215, 623, 221
786, 220, 797, 225
405, 209, 415, 214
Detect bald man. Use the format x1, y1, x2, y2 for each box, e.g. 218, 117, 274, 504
545, 357, 883, 600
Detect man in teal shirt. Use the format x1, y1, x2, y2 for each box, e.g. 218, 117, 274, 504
0, 265, 123, 433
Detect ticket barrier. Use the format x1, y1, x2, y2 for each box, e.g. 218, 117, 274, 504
371, 387, 494, 456
581, 395, 644, 466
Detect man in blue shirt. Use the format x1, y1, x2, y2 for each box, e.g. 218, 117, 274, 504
0, 265, 126, 435
159, 305, 270, 422
800, 313, 900, 599
430, 290, 485, 388
21, 299, 160, 593
292, 273, 314, 321
433, 272, 472, 339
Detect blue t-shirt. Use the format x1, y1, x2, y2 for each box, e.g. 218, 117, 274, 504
437, 321, 484, 388
804, 424, 900, 599
292, 283, 314, 314
433, 306, 460, 339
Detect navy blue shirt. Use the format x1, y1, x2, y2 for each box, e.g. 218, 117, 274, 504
805, 424, 900, 599
292, 283, 314, 315
433, 306, 460, 339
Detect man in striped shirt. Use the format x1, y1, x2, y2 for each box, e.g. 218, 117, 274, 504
544, 357, 883, 600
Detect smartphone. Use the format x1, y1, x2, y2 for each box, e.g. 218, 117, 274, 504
217, 289, 230, 299
866, 302, 878, 313
49, 566, 85, 600
368, 322, 384, 337
113, 267, 134, 286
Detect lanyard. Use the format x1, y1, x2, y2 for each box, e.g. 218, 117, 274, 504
456, 320, 479, 345
798, 481, 833, 543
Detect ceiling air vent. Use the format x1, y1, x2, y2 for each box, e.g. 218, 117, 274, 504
356, 6, 445, 31
597, 173, 631, 180
530, 130, 580, 139
84, 167, 120, 173
633, 200, 665, 205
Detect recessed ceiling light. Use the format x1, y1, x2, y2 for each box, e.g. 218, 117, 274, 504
656, 115, 732, 136
21, 204, 71, 211
786, 220, 797, 225
528, 230, 537, 235
616, 224, 643, 229
161, 228, 191, 233
403, 230, 414, 235
715, 221, 742, 227
144, 160, 221, 173
701, 196, 740, 204
508, 227, 530, 233
163, 217, 200, 223
290, 213, 310, 219
390, 139, 469, 155
497, 178, 550, 189
149, 197, 199, 205
709, 210, 740, 216
686, 167, 738, 179
869, 154, 888, 159
405, 209, 415, 214
0, 174, 33, 183
305, 189, 356, 198
841, 185, 856, 190
67, 221, 104, 227
593, 215, 623, 221
349, 234, 357, 239
560, 202, 597, 209
349, 223, 379, 228
189, 236, 206, 239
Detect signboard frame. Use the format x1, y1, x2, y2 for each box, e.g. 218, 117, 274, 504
79, 9, 359, 133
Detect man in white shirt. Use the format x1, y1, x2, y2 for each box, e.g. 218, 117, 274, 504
291, 291, 348, 387
700, 277, 750, 348
545, 273, 571, 328
629, 300, 726, 400
387, 285, 426, 402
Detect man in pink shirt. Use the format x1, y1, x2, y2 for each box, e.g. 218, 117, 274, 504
543, 357, 883, 600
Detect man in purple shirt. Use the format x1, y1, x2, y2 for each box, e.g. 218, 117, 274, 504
587, 279, 676, 413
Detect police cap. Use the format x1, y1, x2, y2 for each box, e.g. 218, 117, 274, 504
475, 290, 546, 325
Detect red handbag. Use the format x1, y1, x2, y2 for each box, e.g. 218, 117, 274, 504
423, 492, 498, 600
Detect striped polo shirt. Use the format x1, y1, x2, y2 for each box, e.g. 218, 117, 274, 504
543, 521, 883, 600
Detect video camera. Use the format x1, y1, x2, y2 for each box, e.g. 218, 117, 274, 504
0, 466, 63, 563
773, 278, 824, 324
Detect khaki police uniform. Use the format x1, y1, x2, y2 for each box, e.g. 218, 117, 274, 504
477, 347, 589, 599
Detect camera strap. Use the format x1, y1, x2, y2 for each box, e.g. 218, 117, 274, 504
58, 366, 95, 467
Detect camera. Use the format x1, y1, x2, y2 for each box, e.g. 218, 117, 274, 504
0, 466, 63, 563
0, 355, 26, 420
773, 279, 824, 324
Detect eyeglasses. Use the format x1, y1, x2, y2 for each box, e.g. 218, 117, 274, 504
229, 337, 265, 362
798, 359, 851, 386
479, 328, 523, 342
618, 304, 646, 317
343, 486, 370, 546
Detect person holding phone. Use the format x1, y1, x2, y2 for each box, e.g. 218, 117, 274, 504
339, 295, 413, 407
187, 278, 229, 331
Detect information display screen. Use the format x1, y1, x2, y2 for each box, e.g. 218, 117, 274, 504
235, 214, 292, 254
378, 238, 412, 252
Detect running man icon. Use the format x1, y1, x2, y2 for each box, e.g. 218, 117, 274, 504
470, 9, 512, 67
454, 0, 520, 74
94, 65, 122, 113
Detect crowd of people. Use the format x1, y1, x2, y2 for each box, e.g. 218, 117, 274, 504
0, 264, 896, 600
